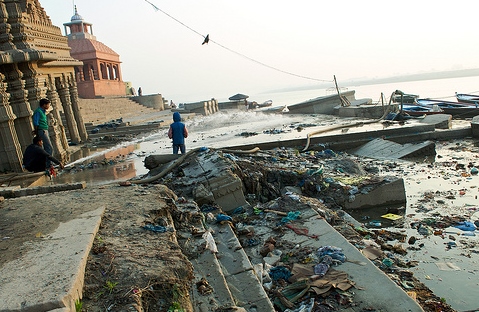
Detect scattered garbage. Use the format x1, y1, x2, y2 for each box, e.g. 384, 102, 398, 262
454, 221, 477, 231
202, 230, 218, 253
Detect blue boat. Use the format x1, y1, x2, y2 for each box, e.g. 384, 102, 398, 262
401, 104, 443, 116
456, 93, 479, 105
415, 98, 479, 118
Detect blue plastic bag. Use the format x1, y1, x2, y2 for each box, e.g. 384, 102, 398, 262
454, 221, 477, 231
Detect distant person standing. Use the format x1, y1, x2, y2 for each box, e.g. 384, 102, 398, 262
138, 87, 142, 96
168, 112, 188, 154
32, 98, 53, 168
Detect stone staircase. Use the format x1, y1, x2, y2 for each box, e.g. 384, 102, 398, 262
78, 97, 159, 125
173, 150, 275, 311
175, 201, 274, 312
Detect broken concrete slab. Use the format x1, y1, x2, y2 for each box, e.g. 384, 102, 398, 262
0, 182, 86, 198
419, 113, 452, 129
181, 151, 247, 213
471, 115, 479, 137
342, 176, 406, 209
350, 137, 436, 160
0, 207, 104, 311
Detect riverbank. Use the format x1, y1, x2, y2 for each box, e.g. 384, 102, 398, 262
1, 109, 478, 311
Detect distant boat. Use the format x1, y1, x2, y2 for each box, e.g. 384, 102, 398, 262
392, 93, 419, 104
256, 100, 273, 108
456, 93, 479, 105
286, 90, 357, 114
258, 105, 287, 114
415, 98, 479, 118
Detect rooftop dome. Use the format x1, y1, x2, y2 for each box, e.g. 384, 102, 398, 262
70, 6, 83, 22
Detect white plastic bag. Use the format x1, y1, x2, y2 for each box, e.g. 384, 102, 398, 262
202, 230, 218, 253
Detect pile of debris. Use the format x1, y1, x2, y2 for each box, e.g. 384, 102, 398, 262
138, 146, 456, 311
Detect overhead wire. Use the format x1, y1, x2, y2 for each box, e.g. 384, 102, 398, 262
143, 0, 333, 84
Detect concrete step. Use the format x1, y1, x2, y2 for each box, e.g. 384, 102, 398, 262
209, 222, 275, 311
350, 138, 436, 160
77, 98, 159, 125
174, 198, 272, 311
174, 150, 275, 311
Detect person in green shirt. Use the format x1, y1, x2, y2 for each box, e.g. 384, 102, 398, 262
32, 98, 54, 167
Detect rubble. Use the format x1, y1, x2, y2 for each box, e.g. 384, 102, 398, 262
140, 146, 459, 311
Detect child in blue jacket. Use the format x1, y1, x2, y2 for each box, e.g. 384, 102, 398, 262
168, 112, 189, 154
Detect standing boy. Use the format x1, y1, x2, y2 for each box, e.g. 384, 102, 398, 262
32, 98, 53, 167
168, 112, 188, 154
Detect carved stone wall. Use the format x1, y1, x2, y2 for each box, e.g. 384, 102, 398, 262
0, 0, 88, 173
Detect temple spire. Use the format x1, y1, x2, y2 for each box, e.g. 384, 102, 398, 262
63, 6, 95, 40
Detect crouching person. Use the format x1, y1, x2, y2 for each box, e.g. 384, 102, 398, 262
23, 136, 64, 173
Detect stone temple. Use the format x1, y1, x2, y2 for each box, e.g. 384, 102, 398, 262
63, 6, 126, 99
0, 0, 88, 173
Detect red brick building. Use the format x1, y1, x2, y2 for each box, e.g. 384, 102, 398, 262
63, 6, 126, 99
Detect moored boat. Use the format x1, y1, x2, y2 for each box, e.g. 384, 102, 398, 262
415, 98, 479, 118
286, 90, 357, 114
256, 100, 273, 108
392, 93, 419, 104
456, 93, 479, 105
401, 104, 443, 116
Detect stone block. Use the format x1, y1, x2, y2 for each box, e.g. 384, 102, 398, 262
343, 177, 406, 209
472, 115, 479, 137
420, 114, 452, 129
193, 183, 215, 206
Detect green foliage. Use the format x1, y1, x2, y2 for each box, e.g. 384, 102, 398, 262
168, 284, 185, 312
75, 299, 83, 312
167, 302, 184, 312
104, 280, 118, 294
96, 235, 104, 244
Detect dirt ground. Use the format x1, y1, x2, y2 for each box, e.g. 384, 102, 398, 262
0, 183, 195, 311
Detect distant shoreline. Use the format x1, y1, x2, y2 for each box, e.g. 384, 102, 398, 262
271, 68, 479, 93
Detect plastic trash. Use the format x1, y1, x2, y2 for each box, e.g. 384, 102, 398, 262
284, 298, 315, 312
216, 213, 233, 223
471, 167, 479, 175
313, 255, 333, 276
324, 177, 335, 183
143, 224, 168, 233
268, 266, 291, 281
369, 220, 382, 227
280, 211, 301, 224
454, 221, 477, 231
381, 213, 403, 221
382, 258, 394, 267
317, 246, 346, 263
223, 153, 239, 161
348, 186, 359, 195
202, 230, 218, 253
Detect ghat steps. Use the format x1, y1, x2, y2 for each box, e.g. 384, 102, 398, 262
78, 97, 159, 125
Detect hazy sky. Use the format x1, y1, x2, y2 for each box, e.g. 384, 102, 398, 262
40, 0, 479, 102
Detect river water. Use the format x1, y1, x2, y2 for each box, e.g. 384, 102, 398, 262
51, 75, 479, 311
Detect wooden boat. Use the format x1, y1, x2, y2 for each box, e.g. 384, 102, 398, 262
456, 93, 479, 105
286, 90, 357, 114
401, 104, 443, 116
415, 98, 479, 118
392, 93, 419, 104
